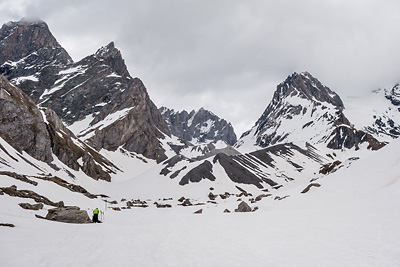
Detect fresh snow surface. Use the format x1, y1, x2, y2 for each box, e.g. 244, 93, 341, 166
11, 75, 39, 84
1, 136, 400, 266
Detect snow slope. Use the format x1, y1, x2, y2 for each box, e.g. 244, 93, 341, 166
1, 136, 400, 267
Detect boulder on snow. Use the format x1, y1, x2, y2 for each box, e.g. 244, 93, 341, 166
235, 201, 252, 212
223, 209, 231, 213
19, 202, 44, 210
194, 209, 202, 214
208, 192, 217, 200
45, 206, 91, 224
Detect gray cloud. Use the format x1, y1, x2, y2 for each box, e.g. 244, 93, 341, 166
1, 0, 400, 135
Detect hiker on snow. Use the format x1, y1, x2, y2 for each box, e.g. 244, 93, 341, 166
93, 208, 100, 223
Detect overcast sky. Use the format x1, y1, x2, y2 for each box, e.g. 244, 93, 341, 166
1, 0, 400, 135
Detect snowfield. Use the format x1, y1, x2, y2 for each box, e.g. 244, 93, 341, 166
1, 139, 400, 266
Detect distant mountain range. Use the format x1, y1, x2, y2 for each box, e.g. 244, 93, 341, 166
0, 18, 399, 205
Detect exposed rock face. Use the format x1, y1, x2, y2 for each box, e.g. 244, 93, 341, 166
160, 107, 237, 145
0, 19, 72, 102
37, 44, 135, 125
45, 206, 91, 224
0, 19, 72, 72
84, 78, 170, 162
0, 76, 115, 181
0, 76, 53, 162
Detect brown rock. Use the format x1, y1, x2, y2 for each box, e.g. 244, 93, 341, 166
301, 183, 321, 193
235, 201, 252, 212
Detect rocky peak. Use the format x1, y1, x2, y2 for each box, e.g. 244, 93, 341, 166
160, 107, 237, 146
274, 72, 344, 109
94, 41, 129, 78
0, 18, 72, 67
236, 72, 351, 150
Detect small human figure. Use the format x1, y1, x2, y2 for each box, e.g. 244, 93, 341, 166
93, 208, 100, 223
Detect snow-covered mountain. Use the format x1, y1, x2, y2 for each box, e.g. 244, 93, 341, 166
236, 72, 385, 153
160, 107, 237, 145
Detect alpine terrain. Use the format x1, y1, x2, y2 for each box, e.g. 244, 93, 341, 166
0, 18, 399, 267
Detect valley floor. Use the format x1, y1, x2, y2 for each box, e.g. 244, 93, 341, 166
2, 136, 400, 267
1, 192, 399, 267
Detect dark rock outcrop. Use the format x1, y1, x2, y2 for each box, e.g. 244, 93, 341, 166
45, 206, 91, 224
213, 153, 267, 189
179, 160, 216, 185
